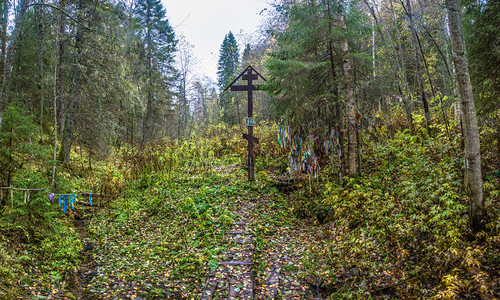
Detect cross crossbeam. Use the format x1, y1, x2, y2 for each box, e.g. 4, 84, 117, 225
230, 85, 257, 92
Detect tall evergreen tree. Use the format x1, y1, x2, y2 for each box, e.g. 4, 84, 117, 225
0, 0, 30, 129
464, 0, 500, 114
217, 31, 239, 90
266, 0, 370, 175
60, 0, 85, 164
241, 43, 252, 67
135, 0, 177, 149
216, 31, 239, 124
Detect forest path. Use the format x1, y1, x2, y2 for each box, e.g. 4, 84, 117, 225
201, 184, 325, 299
201, 199, 255, 299
72, 207, 99, 300
250, 195, 324, 299
79, 167, 327, 299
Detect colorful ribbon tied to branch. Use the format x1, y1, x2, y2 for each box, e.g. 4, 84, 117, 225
63, 195, 68, 214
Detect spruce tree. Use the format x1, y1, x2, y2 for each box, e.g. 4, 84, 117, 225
217, 31, 239, 90
135, 0, 177, 149
265, 0, 371, 175
216, 31, 239, 124
464, 0, 500, 113
241, 43, 252, 67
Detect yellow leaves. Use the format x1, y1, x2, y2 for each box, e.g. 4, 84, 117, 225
463, 246, 482, 269
437, 272, 465, 299
441, 272, 459, 286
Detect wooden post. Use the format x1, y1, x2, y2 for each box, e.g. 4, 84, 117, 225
246, 69, 255, 181
225, 66, 265, 182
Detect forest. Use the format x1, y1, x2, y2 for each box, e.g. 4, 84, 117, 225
0, 0, 498, 299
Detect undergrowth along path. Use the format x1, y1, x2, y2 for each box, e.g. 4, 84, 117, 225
82, 164, 327, 299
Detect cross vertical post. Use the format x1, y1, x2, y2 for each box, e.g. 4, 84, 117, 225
225, 66, 266, 182
246, 69, 254, 181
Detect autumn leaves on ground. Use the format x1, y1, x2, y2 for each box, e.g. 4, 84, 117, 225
1, 123, 499, 299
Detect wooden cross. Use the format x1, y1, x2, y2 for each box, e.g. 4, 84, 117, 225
224, 66, 266, 181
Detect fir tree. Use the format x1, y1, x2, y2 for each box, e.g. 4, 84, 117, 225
464, 0, 500, 113
265, 0, 371, 175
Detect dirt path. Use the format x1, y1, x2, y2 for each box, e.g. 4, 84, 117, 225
79, 174, 326, 299
72, 208, 99, 300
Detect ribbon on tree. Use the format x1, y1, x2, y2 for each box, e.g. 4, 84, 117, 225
51, 192, 96, 211
279, 125, 351, 178
48, 193, 54, 204
63, 195, 68, 214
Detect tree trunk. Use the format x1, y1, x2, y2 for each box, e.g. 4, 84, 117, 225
52, 0, 64, 190
405, 0, 431, 132
58, 20, 66, 137
338, 10, 356, 175
365, 0, 413, 128
0, 0, 30, 128
36, 3, 45, 141
421, 26, 452, 137
141, 2, 152, 150
0, 0, 8, 88
60, 0, 84, 163
445, 0, 485, 232
388, 0, 413, 128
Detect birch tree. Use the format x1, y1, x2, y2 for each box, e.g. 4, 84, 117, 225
445, 0, 485, 232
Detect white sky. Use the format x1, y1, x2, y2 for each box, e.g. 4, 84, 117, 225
163, 0, 270, 81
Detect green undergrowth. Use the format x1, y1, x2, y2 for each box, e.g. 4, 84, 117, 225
0, 223, 82, 299
86, 171, 284, 298
86, 172, 234, 298
84, 123, 285, 298
0, 107, 128, 299
0, 163, 93, 298
287, 128, 499, 298
0, 120, 283, 299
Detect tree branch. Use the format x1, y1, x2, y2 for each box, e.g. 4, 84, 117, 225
27, 3, 126, 44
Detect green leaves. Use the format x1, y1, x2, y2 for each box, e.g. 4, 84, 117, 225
284, 128, 487, 297
86, 168, 239, 298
